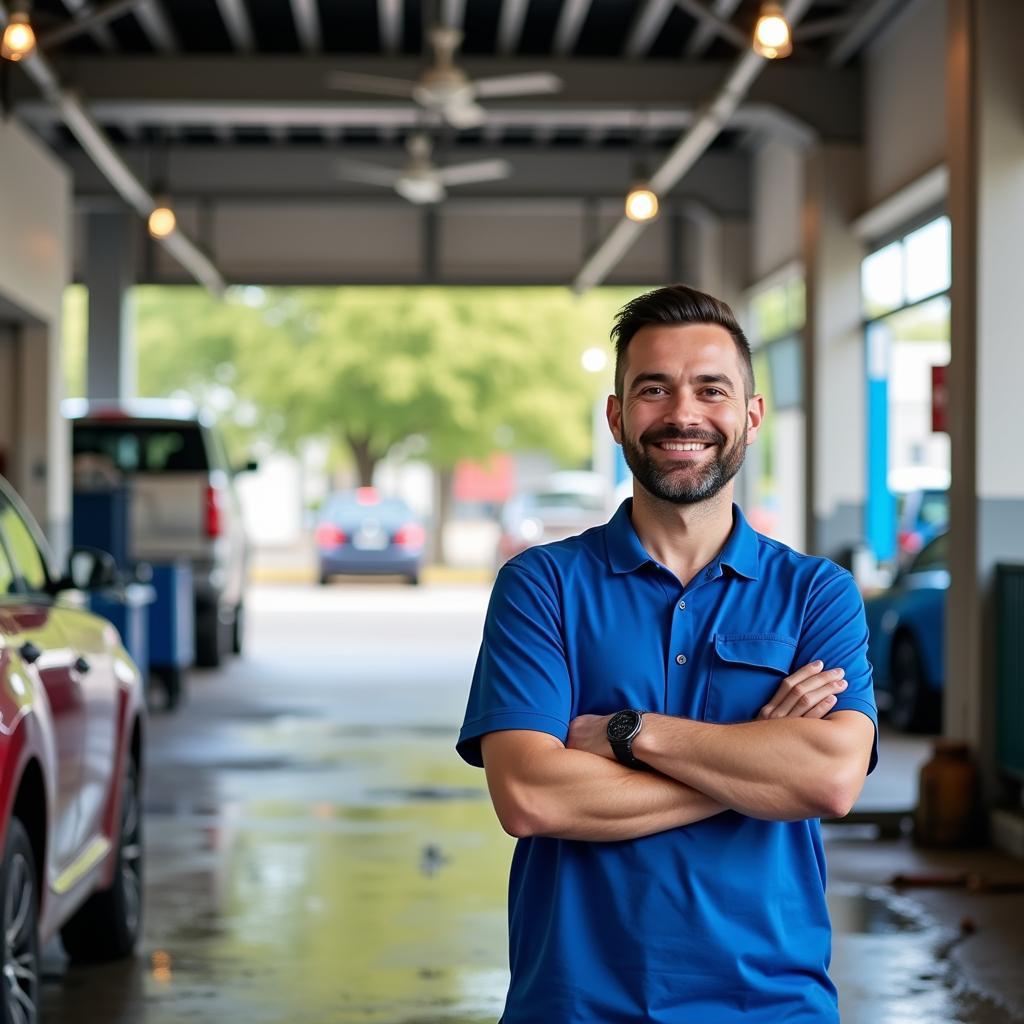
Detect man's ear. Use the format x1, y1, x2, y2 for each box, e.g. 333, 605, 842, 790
745, 394, 765, 444
606, 394, 623, 445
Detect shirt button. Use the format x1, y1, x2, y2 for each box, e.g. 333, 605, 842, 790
676, 654, 687, 665
678, 600, 686, 611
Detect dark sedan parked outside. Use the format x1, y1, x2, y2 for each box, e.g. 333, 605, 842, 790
315, 489, 425, 586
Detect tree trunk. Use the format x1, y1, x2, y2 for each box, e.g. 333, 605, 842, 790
432, 465, 455, 566
347, 434, 377, 487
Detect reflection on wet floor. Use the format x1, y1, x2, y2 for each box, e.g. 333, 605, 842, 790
36, 585, 1020, 1024
40, 708, 1018, 1023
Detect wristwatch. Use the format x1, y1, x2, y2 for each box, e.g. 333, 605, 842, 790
607, 709, 647, 769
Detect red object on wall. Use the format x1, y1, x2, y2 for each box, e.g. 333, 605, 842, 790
931, 364, 949, 433
454, 454, 514, 503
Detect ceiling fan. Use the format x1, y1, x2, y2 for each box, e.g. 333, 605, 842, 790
327, 25, 562, 130
335, 132, 511, 205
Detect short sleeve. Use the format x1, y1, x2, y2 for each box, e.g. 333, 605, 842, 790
795, 568, 880, 776
456, 561, 573, 767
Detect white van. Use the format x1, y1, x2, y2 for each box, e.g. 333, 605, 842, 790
65, 398, 252, 667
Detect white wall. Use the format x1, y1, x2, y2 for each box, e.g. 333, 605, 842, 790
865, 0, 947, 208
0, 118, 73, 550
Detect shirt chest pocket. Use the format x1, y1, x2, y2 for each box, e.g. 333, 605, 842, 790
703, 635, 797, 724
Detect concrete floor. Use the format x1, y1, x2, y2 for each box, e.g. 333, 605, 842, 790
38, 583, 1024, 1023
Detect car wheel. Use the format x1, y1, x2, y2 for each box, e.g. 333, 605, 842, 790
889, 635, 939, 733
61, 756, 143, 964
195, 605, 223, 668
231, 602, 244, 656
407, 574, 420, 586
2, 818, 39, 1024
318, 571, 331, 586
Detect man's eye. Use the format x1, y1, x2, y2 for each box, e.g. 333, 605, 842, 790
703, 388, 725, 397
642, 386, 666, 396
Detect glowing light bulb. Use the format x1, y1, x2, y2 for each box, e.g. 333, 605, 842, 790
148, 205, 177, 238
625, 187, 659, 223
753, 4, 792, 60
581, 347, 608, 373
1, 13, 36, 61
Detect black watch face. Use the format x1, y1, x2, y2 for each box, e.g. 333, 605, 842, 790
608, 710, 641, 741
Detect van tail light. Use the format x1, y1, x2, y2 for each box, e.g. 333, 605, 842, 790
206, 484, 224, 539
394, 523, 426, 550
315, 523, 347, 548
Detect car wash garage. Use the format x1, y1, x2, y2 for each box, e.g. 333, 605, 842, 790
1, 1, 1024, 1022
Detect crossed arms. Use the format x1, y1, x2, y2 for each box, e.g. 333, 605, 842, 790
481, 688, 875, 842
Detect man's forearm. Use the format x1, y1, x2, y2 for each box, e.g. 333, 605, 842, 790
631, 715, 853, 821
487, 743, 727, 842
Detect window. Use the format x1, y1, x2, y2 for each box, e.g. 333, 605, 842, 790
0, 539, 16, 596
72, 423, 209, 474
911, 533, 948, 574
0, 497, 49, 593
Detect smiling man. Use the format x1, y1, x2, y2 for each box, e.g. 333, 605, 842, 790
457, 284, 879, 1023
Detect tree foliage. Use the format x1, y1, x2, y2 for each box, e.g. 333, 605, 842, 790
67, 284, 639, 483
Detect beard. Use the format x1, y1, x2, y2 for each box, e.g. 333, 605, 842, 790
621, 423, 747, 505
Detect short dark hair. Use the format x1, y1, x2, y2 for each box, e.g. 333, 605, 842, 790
610, 284, 755, 400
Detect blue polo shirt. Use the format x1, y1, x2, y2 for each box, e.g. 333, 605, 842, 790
457, 500, 879, 1023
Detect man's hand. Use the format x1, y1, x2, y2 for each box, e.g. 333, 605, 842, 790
566, 663, 846, 756
566, 714, 616, 759
757, 660, 848, 720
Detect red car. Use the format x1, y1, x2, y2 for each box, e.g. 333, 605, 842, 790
0, 475, 145, 1022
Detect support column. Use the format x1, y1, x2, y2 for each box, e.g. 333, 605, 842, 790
802, 144, 866, 563
947, 0, 1024, 815
85, 211, 136, 400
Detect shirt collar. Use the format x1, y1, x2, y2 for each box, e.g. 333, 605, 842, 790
605, 499, 761, 581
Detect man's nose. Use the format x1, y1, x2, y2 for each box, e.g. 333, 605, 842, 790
663, 389, 703, 427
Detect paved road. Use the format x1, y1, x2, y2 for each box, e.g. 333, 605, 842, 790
37, 583, 1010, 1024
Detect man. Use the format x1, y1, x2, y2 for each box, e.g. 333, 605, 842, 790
457, 284, 878, 1023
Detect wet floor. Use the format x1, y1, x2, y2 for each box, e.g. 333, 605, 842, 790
38, 584, 1020, 1023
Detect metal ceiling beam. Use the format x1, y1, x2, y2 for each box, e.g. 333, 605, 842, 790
17, 98, 817, 143
214, 0, 255, 54
624, 0, 675, 58
58, 0, 116, 50
289, 0, 321, 53
441, 0, 465, 31
133, 0, 177, 52
497, 0, 530, 55
672, 0, 747, 50
58, 145, 752, 214
685, 0, 740, 57
553, 0, 593, 56
378, 0, 403, 55
40, 0, 136, 50
26, 58, 862, 139
828, 0, 908, 65
1, 1, 225, 294
573, 0, 814, 292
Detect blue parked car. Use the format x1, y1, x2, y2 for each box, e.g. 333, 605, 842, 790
315, 488, 425, 586
864, 532, 948, 732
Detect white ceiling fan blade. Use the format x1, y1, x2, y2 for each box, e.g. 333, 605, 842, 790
444, 101, 487, 129
334, 159, 404, 187
395, 175, 446, 204
472, 72, 563, 99
436, 159, 512, 187
326, 71, 418, 98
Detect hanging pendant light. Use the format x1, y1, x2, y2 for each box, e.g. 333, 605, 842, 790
752, 3, 792, 60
